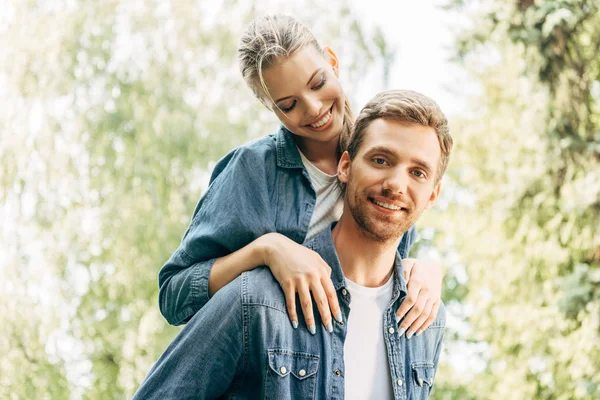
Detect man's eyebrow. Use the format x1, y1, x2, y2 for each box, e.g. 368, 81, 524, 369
410, 157, 434, 175
365, 146, 397, 159
274, 68, 322, 104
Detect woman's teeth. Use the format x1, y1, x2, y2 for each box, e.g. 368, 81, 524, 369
310, 110, 331, 128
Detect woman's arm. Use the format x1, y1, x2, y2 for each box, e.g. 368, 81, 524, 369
395, 256, 443, 337
208, 232, 343, 333
158, 140, 341, 330
158, 144, 277, 325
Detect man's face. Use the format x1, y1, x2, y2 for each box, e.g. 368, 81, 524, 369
338, 119, 442, 243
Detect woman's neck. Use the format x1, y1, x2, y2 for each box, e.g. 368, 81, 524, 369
295, 135, 339, 175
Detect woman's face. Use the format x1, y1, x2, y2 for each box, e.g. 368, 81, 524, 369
262, 46, 346, 145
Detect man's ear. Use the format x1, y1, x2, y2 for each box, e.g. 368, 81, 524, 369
425, 181, 442, 210
337, 151, 351, 183
323, 46, 339, 78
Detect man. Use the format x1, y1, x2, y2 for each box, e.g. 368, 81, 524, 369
133, 89, 453, 399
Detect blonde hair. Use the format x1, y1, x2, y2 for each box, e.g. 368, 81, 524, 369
347, 90, 453, 183
238, 14, 354, 154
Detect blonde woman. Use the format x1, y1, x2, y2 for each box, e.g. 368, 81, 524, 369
158, 14, 442, 338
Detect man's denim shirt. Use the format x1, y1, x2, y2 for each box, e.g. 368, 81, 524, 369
158, 126, 416, 325
134, 225, 445, 400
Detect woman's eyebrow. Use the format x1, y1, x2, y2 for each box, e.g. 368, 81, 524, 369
274, 68, 323, 103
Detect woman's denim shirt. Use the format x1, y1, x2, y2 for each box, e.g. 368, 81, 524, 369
158, 126, 417, 325
135, 225, 443, 400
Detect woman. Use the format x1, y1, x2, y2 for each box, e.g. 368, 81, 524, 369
158, 14, 442, 338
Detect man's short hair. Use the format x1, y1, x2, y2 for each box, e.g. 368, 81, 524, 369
345, 89, 453, 183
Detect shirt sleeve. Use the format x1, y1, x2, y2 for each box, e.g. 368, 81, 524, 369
133, 277, 245, 399
158, 144, 276, 325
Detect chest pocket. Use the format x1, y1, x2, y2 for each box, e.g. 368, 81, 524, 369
411, 362, 435, 399
265, 350, 319, 400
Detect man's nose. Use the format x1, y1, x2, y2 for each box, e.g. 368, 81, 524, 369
383, 169, 409, 194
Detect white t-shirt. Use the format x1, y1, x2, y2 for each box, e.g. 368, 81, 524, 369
297, 149, 344, 242
343, 275, 395, 400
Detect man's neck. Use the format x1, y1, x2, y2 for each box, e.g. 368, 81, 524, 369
331, 214, 402, 288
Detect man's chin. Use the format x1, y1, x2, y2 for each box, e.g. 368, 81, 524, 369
358, 222, 407, 244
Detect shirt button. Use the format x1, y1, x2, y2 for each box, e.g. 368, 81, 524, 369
342, 289, 348, 296
397, 378, 403, 387
280, 367, 287, 374
388, 327, 395, 334
298, 369, 306, 377
334, 369, 341, 376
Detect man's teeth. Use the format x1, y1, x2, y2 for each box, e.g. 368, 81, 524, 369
373, 199, 403, 211
310, 110, 331, 128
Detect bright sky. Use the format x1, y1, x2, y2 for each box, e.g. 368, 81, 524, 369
351, 0, 471, 116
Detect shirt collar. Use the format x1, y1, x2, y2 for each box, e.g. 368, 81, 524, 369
305, 223, 408, 300
275, 125, 305, 169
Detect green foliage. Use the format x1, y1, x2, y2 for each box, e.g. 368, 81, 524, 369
426, 0, 600, 398
0, 0, 393, 398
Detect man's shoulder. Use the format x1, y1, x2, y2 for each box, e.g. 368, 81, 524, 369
432, 300, 447, 328
241, 267, 287, 314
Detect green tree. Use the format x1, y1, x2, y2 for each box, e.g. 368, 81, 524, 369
0, 0, 393, 398
427, 0, 600, 398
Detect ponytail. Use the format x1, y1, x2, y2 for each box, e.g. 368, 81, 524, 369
337, 97, 355, 159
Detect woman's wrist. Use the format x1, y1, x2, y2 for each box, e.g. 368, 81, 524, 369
256, 232, 282, 267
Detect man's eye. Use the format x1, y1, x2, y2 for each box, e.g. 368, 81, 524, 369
412, 170, 425, 178
279, 101, 296, 113
373, 158, 387, 165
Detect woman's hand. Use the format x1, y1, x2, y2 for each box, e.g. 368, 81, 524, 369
396, 257, 443, 338
260, 233, 342, 334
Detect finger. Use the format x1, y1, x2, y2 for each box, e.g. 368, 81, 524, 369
416, 300, 441, 336
402, 258, 416, 283
298, 284, 316, 335
310, 280, 333, 333
281, 280, 298, 329
321, 276, 342, 323
406, 298, 434, 337
399, 288, 429, 337
395, 280, 422, 321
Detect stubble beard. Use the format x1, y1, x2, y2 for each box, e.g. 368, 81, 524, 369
347, 183, 420, 244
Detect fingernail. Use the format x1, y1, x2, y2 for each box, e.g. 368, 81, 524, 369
395, 315, 401, 324
336, 313, 343, 323
397, 327, 406, 337
416, 330, 422, 337
406, 331, 414, 339
309, 324, 316, 335
292, 321, 298, 329
327, 322, 333, 333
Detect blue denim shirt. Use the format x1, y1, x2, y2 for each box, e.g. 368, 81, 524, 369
134, 224, 445, 400
159, 126, 416, 325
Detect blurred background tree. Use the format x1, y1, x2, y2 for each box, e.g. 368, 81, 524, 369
0, 0, 394, 398
426, 0, 600, 398
2, 0, 598, 399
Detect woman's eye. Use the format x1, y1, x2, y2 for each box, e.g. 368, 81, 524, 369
279, 101, 296, 113
313, 75, 326, 90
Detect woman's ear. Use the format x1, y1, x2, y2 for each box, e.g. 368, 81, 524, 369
337, 151, 351, 183
323, 46, 339, 77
